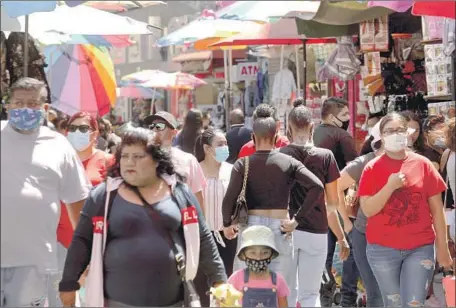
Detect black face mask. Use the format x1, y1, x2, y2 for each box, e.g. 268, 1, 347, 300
245, 257, 272, 273
335, 117, 350, 131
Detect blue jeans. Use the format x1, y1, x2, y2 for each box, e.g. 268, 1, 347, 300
341, 229, 360, 307
1, 266, 49, 307
351, 228, 383, 307
366, 243, 435, 307
233, 215, 294, 286
321, 221, 359, 307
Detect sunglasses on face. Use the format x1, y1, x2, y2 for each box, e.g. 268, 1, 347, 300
68, 124, 92, 133
149, 123, 167, 131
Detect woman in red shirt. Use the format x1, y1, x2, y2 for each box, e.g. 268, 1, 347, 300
358, 112, 453, 307
58, 112, 115, 248
54, 113, 115, 306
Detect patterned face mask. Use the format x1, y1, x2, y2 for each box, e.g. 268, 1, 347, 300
8, 107, 43, 132
245, 257, 272, 273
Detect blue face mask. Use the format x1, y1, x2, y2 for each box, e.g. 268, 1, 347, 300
433, 137, 447, 149
214, 145, 229, 163
8, 107, 43, 132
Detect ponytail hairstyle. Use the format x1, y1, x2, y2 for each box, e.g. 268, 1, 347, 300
195, 127, 224, 162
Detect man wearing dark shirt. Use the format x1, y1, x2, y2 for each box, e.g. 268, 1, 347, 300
226, 109, 252, 164
222, 115, 324, 288
280, 100, 349, 307
238, 104, 289, 158
312, 97, 359, 307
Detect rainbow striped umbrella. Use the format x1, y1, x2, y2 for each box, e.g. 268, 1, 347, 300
44, 44, 116, 116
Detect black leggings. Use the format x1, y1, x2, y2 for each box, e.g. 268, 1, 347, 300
194, 231, 238, 306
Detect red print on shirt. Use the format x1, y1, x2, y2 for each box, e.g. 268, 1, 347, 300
382, 191, 422, 227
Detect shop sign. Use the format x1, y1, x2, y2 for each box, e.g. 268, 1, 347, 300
236, 62, 259, 81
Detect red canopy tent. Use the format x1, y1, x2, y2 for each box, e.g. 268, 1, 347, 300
412, 1, 456, 19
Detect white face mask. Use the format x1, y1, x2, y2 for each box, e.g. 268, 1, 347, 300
67, 131, 91, 152
383, 133, 408, 153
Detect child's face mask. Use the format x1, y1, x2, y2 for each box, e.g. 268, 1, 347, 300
245, 257, 271, 273
243, 246, 273, 273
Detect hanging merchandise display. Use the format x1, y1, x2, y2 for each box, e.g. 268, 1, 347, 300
428, 101, 456, 119
317, 36, 361, 81
421, 16, 445, 41
359, 16, 389, 52
424, 43, 453, 97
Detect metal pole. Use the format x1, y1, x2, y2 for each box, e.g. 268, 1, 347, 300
23, 15, 29, 77
452, 51, 456, 102
223, 49, 230, 129
295, 44, 301, 97
302, 40, 307, 99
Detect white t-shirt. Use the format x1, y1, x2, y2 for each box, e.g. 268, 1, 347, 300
170, 147, 207, 194
1, 121, 92, 273
271, 68, 297, 102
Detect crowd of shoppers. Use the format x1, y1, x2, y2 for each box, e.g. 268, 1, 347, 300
1, 77, 454, 308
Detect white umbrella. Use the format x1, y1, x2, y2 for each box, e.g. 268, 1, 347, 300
1, 4, 157, 36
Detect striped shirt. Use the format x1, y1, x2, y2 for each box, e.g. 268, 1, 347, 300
203, 162, 233, 231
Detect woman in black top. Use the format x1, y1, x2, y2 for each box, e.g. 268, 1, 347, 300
280, 100, 350, 307
59, 128, 226, 307
222, 104, 324, 290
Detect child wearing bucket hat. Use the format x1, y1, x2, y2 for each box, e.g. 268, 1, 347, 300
227, 225, 289, 308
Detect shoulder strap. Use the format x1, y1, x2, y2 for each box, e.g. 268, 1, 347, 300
440, 149, 451, 173
101, 186, 118, 253
270, 271, 277, 286
238, 157, 249, 201
243, 268, 250, 284
132, 185, 187, 281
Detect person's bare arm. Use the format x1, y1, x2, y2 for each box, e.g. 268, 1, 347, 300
337, 172, 357, 232
194, 191, 205, 217
327, 211, 350, 261
360, 173, 405, 217
325, 180, 339, 215
66, 199, 85, 229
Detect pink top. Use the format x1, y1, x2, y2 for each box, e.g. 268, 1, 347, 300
228, 269, 290, 299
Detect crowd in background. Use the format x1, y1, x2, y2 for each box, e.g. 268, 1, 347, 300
1, 77, 455, 308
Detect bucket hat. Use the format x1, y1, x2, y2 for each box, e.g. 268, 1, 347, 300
236, 225, 279, 261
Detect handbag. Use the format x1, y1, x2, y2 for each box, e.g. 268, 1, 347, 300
231, 156, 249, 226
132, 185, 201, 307
84, 177, 121, 307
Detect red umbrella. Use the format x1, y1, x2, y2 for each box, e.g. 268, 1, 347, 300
412, 1, 455, 19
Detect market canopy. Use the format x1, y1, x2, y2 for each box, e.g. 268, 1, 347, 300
211, 18, 305, 47
290, 1, 394, 25
215, 1, 320, 22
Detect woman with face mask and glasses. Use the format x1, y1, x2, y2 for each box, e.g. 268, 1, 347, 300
194, 128, 236, 306
358, 112, 453, 307
57, 112, 115, 305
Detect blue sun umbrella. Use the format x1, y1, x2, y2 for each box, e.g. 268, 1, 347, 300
1, 1, 87, 76
1, 1, 86, 18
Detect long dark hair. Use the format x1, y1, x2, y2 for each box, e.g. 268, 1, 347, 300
195, 128, 223, 162
178, 108, 203, 155
108, 128, 184, 182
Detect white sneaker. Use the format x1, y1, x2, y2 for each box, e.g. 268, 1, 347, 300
425, 295, 444, 307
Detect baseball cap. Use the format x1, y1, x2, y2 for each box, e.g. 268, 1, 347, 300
144, 111, 178, 129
